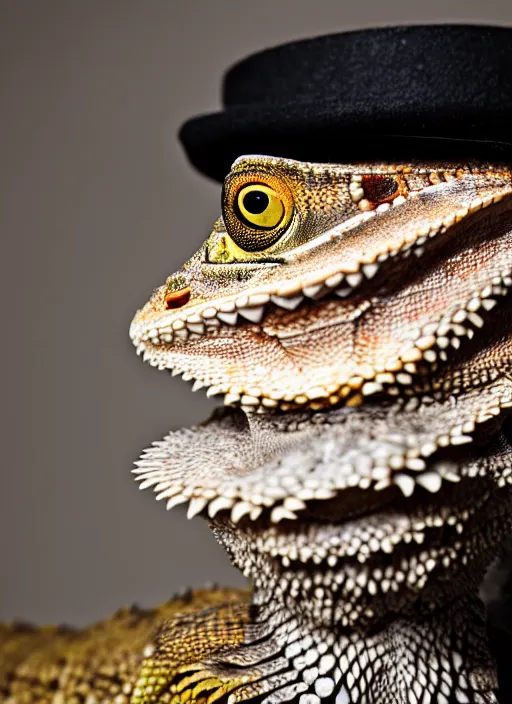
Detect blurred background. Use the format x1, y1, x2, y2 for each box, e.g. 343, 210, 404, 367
1, 0, 512, 627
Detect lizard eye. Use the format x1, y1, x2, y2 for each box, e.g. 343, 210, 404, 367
236, 184, 285, 230
222, 174, 294, 253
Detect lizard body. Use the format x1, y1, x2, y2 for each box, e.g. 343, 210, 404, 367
3, 157, 512, 703
0, 589, 250, 703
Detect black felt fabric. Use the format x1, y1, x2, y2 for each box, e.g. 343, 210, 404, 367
179, 24, 512, 181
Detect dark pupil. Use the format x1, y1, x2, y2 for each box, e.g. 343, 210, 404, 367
243, 190, 269, 215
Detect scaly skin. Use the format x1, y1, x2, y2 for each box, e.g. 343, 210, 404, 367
2, 156, 512, 703
0, 588, 251, 703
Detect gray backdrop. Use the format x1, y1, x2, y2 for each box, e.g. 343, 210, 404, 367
2, 0, 512, 627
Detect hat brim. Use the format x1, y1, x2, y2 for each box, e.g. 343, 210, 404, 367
180, 99, 512, 182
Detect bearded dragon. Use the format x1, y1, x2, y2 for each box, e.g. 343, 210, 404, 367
2, 156, 512, 703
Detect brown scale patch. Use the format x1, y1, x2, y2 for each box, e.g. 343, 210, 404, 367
360, 175, 400, 204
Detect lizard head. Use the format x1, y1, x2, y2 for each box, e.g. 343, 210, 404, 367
130, 155, 512, 411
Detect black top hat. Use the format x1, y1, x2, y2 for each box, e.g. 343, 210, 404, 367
179, 24, 512, 182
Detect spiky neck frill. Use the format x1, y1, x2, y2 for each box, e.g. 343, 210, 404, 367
133, 395, 512, 700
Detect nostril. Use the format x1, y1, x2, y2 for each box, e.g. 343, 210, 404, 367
164, 286, 191, 310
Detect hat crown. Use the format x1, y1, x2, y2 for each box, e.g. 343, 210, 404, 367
223, 25, 511, 109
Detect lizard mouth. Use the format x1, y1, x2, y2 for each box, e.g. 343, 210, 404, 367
130, 195, 512, 410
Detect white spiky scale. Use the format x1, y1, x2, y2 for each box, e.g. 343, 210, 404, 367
186, 496, 208, 519
303, 282, 325, 298
208, 496, 234, 518
238, 306, 265, 323
247, 293, 271, 306
415, 472, 443, 493
231, 501, 254, 523
393, 473, 415, 497
217, 311, 238, 325
166, 494, 188, 510
271, 293, 304, 310
271, 506, 298, 523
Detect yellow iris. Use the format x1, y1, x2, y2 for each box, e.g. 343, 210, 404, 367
236, 184, 285, 229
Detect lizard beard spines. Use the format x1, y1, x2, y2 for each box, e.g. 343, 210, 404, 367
134, 372, 512, 524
